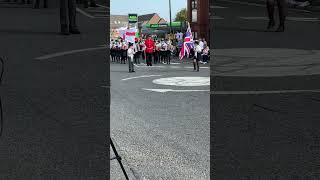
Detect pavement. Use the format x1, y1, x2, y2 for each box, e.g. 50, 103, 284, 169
212, 0, 320, 179
110, 58, 210, 179
0, 2, 110, 180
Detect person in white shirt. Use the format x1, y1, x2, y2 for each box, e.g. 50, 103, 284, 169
166, 40, 172, 64
202, 45, 210, 64
193, 41, 202, 72
199, 39, 204, 51
127, 43, 135, 73
154, 40, 161, 64
133, 40, 141, 64
161, 40, 168, 64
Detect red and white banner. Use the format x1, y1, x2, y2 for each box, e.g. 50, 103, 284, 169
117, 27, 137, 43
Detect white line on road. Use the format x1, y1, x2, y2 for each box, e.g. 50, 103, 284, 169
212, 89, 320, 95
142, 88, 210, 93
134, 64, 165, 68
96, 3, 109, 9
287, 17, 320, 22
210, 16, 225, 20
35, 46, 106, 60
76, 8, 95, 18
184, 66, 210, 69
121, 75, 162, 81
210, 5, 228, 9
239, 16, 268, 20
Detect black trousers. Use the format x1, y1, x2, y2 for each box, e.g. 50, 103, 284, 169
60, 0, 77, 32
153, 51, 159, 64
146, 53, 153, 66
166, 50, 171, 64
266, 0, 286, 26
134, 51, 141, 64
33, 0, 47, 8
193, 53, 200, 71
121, 50, 127, 64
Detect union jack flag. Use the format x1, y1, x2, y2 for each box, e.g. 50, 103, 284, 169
179, 22, 194, 60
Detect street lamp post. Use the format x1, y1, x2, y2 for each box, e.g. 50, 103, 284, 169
169, 0, 172, 34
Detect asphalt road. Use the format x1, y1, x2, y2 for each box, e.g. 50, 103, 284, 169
110, 60, 210, 179
0, 4, 109, 180
212, 0, 320, 179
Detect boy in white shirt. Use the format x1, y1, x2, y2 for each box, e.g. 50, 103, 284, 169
127, 43, 135, 73
193, 41, 202, 72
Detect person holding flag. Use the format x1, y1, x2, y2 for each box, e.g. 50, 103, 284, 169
179, 22, 194, 60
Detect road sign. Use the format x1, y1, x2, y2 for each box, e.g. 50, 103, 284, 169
128, 14, 138, 23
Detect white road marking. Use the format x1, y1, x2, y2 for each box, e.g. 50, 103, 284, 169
76, 8, 95, 18
121, 75, 162, 81
170, 63, 181, 65
184, 66, 209, 69
134, 64, 165, 68
212, 89, 320, 95
210, 5, 228, 9
239, 16, 268, 20
133, 64, 209, 69
35, 46, 106, 60
96, 3, 109, 9
152, 77, 210, 87
210, 16, 224, 20
287, 17, 320, 22
143, 88, 209, 93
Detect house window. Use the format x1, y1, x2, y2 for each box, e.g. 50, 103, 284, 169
192, 9, 197, 23
191, 0, 197, 9
192, 32, 198, 39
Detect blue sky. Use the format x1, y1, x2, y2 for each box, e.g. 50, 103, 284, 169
110, 0, 187, 21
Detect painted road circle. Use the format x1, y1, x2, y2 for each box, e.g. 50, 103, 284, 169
152, 77, 210, 87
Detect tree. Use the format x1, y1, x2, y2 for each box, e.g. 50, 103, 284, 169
174, 8, 187, 22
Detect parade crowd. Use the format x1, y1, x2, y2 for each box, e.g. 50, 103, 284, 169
110, 33, 210, 73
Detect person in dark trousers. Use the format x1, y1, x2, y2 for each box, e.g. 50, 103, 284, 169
127, 43, 135, 73
60, 0, 80, 35
115, 40, 121, 63
154, 40, 161, 64
134, 40, 141, 64
33, 0, 48, 8
83, 0, 98, 8
120, 41, 128, 64
193, 41, 202, 72
266, 0, 286, 32
144, 35, 155, 66
166, 41, 171, 65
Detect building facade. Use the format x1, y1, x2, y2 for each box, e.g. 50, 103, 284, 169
110, 14, 167, 39
187, 0, 209, 41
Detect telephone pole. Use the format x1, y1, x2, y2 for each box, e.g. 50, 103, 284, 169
169, 0, 173, 34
